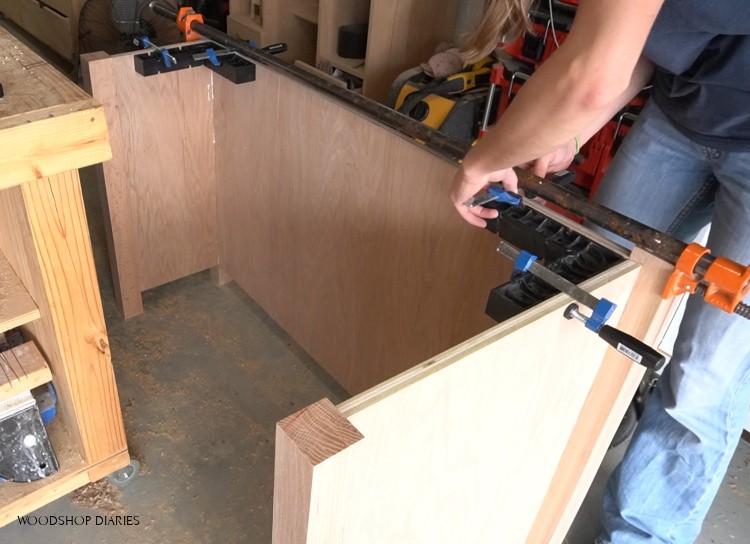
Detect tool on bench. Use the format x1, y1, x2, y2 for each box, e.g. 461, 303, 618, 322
146, 1, 750, 320
497, 241, 667, 370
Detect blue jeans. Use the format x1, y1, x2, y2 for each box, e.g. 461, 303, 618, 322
591, 101, 750, 543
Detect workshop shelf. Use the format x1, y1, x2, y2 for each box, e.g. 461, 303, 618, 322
288, 0, 319, 25
0, 251, 40, 334
0, 420, 86, 525
0, 342, 52, 402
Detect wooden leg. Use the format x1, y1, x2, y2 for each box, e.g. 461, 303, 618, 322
0, 173, 127, 464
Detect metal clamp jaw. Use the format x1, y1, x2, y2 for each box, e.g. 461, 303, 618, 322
512, 250, 616, 332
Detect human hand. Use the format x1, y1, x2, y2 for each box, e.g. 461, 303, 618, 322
449, 165, 519, 228
527, 139, 577, 178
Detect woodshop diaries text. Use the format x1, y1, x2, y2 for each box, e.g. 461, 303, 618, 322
16, 515, 140, 526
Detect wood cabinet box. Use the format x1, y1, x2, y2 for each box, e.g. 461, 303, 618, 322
82, 44, 675, 542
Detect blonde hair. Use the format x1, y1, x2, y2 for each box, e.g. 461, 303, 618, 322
460, 0, 536, 61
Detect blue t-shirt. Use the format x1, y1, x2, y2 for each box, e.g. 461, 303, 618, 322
642, 0, 750, 150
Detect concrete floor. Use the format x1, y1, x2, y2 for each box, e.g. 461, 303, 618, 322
2, 20, 749, 543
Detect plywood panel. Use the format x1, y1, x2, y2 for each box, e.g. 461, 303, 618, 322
81, 51, 218, 296
273, 263, 641, 543
213, 65, 510, 394
526, 248, 674, 543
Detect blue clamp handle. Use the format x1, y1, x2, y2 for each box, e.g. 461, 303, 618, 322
205, 47, 220, 67
585, 298, 617, 333
513, 250, 537, 273
487, 185, 522, 206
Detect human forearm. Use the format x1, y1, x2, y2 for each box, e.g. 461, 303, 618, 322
460, 0, 662, 177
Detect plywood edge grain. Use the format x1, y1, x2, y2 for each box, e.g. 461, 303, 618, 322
273, 399, 363, 544
337, 259, 640, 418
0, 341, 52, 401
0, 248, 41, 332
0, 102, 112, 190
525, 247, 675, 544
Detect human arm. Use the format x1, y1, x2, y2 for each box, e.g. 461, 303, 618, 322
528, 55, 655, 178
450, 0, 663, 227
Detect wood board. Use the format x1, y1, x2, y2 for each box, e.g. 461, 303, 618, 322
0, 248, 40, 332
273, 263, 643, 543
0, 26, 111, 190
0, 341, 51, 401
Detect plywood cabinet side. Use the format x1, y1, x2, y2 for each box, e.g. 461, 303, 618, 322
213, 63, 511, 394
80, 50, 219, 300
273, 263, 643, 543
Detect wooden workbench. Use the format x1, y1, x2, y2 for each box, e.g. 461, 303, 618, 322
0, 26, 128, 525
82, 47, 675, 542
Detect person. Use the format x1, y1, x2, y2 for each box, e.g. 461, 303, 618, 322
450, 1, 750, 542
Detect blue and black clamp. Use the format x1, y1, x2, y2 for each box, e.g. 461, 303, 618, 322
584, 298, 616, 333
464, 185, 523, 208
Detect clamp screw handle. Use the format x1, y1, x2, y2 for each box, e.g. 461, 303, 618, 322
565, 304, 666, 371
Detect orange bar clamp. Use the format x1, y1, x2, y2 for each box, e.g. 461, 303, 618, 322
662, 242, 750, 315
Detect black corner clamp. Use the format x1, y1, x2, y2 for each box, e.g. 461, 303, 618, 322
133, 39, 287, 84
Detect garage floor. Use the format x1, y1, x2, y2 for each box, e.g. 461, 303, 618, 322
2, 20, 749, 544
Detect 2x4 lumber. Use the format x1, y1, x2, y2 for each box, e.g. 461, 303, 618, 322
0, 341, 52, 401
0, 248, 40, 332
0, 101, 111, 190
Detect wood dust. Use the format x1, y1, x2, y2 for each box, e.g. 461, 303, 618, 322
70, 478, 125, 516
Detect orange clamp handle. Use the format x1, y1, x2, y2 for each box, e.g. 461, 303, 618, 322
177, 7, 204, 41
